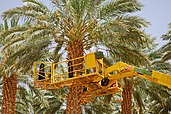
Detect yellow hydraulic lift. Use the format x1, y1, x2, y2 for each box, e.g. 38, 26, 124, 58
33, 52, 171, 104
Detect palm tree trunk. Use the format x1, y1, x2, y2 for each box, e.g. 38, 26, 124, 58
66, 40, 84, 114
2, 74, 17, 114
66, 84, 83, 114
121, 78, 133, 114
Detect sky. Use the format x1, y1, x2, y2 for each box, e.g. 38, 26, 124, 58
0, 0, 171, 49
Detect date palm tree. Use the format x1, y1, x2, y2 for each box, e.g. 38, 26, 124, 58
0, 19, 53, 114
1, 0, 152, 113
0, 19, 20, 114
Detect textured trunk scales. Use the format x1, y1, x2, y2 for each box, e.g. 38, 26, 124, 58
2, 74, 17, 114
66, 40, 84, 114
121, 78, 133, 114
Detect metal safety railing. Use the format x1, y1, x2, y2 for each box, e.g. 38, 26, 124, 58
33, 62, 52, 85
33, 54, 105, 86
52, 56, 85, 83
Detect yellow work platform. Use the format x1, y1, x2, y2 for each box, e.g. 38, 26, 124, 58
33, 52, 171, 103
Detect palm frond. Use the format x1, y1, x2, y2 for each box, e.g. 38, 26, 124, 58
162, 51, 171, 61
152, 60, 171, 72
161, 30, 171, 41
117, 15, 150, 28
100, 16, 152, 49
149, 50, 163, 61
108, 45, 150, 67
2, 0, 49, 21
99, 0, 143, 18
161, 42, 171, 52
0, 26, 28, 46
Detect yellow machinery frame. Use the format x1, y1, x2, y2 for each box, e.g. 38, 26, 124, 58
33, 52, 171, 104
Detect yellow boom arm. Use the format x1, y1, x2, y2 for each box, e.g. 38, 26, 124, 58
105, 62, 171, 89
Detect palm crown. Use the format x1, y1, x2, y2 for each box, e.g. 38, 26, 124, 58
1, 0, 152, 70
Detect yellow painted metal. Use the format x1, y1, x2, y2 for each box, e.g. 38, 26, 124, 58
81, 86, 123, 103
52, 56, 85, 82
85, 53, 96, 74
151, 70, 171, 89
120, 78, 123, 101
34, 62, 52, 88
108, 71, 135, 81
105, 62, 134, 76
33, 62, 37, 87
96, 59, 105, 77
51, 63, 54, 83
33, 52, 171, 104
85, 53, 97, 75
101, 58, 104, 77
